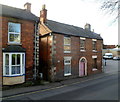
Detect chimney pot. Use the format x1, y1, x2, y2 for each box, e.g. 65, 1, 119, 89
24, 2, 31, 12
85, 23, 91, 31
42, 4, 46, 10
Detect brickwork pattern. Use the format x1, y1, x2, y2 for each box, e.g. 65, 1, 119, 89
1, 16, 35, 81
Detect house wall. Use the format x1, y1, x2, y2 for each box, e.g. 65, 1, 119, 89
1, 16, 35, 84
52, 33, 103, 81
39, 33, 103, 81
39, 35, 52, 80
0, 17, 2, 85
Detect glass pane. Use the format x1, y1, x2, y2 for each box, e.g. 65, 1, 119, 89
5, 54, 9, 65
9, 34, 14, 42
14, 34, 20, 42
9, 23, 14, 32
14, 23, 20, 33
93, 41, 96, 50
64, 37, 71, 45
81, 58, 85, 62
5, 66, 9, 75
12, 54, 16, 65
64, 45, 71, 51
80, 40, 85, 48
17, 54, 20, 65
64, 65, 71, 74
9, 22, 20, 33
22, 54, 24, 65
12, 66, 20, 74
65, 60, 70, 64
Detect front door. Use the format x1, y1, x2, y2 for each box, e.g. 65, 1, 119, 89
79, 58, 87, 77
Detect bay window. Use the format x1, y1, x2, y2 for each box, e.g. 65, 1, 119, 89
3, 53, 25, 76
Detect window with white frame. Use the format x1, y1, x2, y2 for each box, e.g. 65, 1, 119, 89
64, 57, 71, 76
92, 39, 97, 51
3, 53, 25, 76
8, 22, 21, 44
80, 37, 86, 51
64, 36, 71, 53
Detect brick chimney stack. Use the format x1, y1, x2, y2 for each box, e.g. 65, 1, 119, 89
40, 4, 47, 23
24, 2, 31, 12
84, 23, 91, 31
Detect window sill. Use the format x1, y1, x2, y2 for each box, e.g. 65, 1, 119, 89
64, 73, 71, 76
8, 43, 22, 45
3, 74, 25, 77
92, 50, 97, 52
92, 68, 98, 71
80, 50, 86, 52
64, 51, 71, 53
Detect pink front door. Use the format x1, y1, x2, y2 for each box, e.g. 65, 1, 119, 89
79, 62, 85, 76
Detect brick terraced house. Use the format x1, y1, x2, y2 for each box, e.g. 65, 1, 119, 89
39, 5, 103, 81
0, 3, 39, 85
0, 3, 103, 85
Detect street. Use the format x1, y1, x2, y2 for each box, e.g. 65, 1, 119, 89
2, 60, 119, 100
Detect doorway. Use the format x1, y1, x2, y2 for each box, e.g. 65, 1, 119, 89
79, 57, 87, 77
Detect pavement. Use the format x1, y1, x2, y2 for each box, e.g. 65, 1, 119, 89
2, 60, 119, 98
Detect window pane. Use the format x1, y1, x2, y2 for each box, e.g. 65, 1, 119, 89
9, 22, 20, 33
81, 58, 85, 62
12, 66, 20, 74
9, 23, 14, 32
9, 34, 14, 42
93, 41, 96, 50
93, 58, 97, 68
14, 24, 20, 33
5, 66, 9, 75
12, 54, 16, 65
14, 34, 20, 42
64, 45, 71, 51
64, 37, 70, 45
64, 65, 71, 74
65, 60, 70, 64
5, 54, 9, 65
80, 40, 85, 50
17, 54, 20, 65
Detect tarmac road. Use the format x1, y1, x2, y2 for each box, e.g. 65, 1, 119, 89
2, 72, 118, 100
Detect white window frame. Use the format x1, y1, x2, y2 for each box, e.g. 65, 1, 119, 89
80, 37, 86, 51
8, 22, 21, 44
64, 37, 71, 53
64, 57, 72, 76
3, 53, 25, 76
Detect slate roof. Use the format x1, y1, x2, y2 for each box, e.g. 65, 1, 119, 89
3, 45, 26, 52
45, 20, 103, 40
0, 4, 39, 21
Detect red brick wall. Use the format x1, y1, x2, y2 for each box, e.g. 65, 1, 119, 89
39, 35, 52, 80
103, 45, 116, 49
1, 16, 35, 81
0, 17, 2, 85
52, 33, 103, 81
